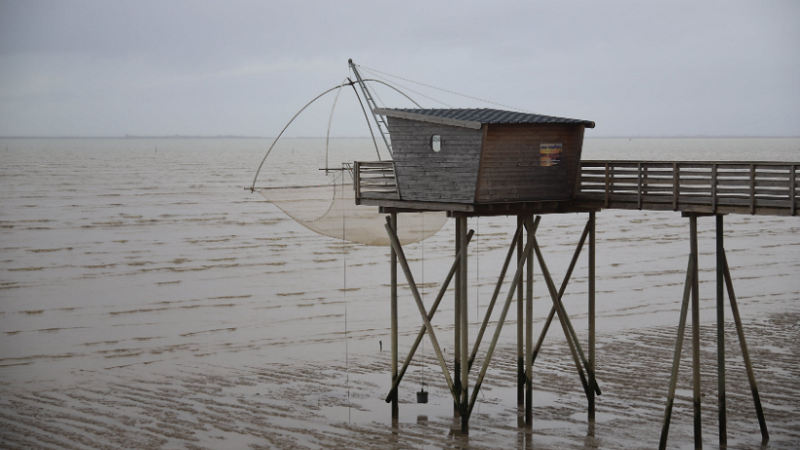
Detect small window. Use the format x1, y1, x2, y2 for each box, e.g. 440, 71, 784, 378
431, 134, 441, 152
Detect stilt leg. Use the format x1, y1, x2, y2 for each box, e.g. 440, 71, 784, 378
517, 216, 525, 406
723, 253, 769, 443
459, 216, 469, 433
390, 212, 399, 422
690, 214, 702, 449
525, 215, 534, 426
716, 215, 727, 447
588, 211, 596, 422
455, 218, 462, 415
659, 255, 695, 450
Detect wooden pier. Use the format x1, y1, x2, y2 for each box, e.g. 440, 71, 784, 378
356, 160, 799, 216
354, 157, 797, 448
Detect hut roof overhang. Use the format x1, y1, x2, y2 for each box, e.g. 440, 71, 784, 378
374, 108, 596, 130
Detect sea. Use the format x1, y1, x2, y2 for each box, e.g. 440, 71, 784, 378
1, 137, 799, 449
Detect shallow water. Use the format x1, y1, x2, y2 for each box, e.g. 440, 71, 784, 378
1, 138, 799, 449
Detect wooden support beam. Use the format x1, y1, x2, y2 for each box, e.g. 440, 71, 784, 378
390, 212, 398, 421
723, 252, 769, 443
467, 231, 537, 420
525, 215, 534, 426
468, 223, 528, 371
459, 216, 470, 433
659, 255, 696, 450
384, 230, 474, 403
517, 216, 525, 406
716, 215, 727, 447
454, 218, 462, 415
690, 214, 702, 449
384, 218, 462, 411
588, 211, 596, 422
532, 237, 593, 400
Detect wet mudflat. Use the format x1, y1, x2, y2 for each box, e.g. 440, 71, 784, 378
1, 138, 798, 449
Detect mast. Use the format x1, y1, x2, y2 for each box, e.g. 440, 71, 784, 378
349, 59, 393, 157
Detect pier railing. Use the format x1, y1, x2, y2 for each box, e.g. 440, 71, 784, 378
576, 161, 798, 216
354, 161, 400, 200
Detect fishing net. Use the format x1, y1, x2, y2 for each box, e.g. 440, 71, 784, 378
259, 174, 447, 246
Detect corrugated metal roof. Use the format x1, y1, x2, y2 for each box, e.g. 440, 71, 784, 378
377, 108, 595, 129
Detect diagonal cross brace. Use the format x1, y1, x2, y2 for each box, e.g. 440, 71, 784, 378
384, 229, 475, 403
532, 236, 594, 399
466, 230, 537, 419
530, 219, 602, 396
467, 219, 535, 371
383, 217, 462, 410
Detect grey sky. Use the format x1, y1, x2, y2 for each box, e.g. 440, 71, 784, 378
1, 0, 798, 137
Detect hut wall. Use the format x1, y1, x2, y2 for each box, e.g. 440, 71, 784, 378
387, 117, 483, 203
475, 123, 585, 202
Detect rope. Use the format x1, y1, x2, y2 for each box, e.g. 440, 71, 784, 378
325, 80, 347, 175
341, 168, 350, 422
476, 217, 480, 334
356, 64, 536, 113
359, 67, 453, 108
347, 80, 383, 161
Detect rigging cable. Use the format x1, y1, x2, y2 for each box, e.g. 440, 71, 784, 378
325, 79, 348, 175
347, 79, 383, 161
357, 64, 535, 113
359, 66, 454, 108
341, 168, 351, 424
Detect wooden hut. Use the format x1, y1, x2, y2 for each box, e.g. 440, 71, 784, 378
374, 108, 595, 205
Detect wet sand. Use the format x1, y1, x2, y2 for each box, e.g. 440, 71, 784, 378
1, 138, 798, 449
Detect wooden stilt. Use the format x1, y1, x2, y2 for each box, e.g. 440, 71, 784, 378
588, 211, 596, 422
385, 230, 474, 403
384, 219, 461, 409
659, 255, 696, 450
723, 253, 769, 443
454, 218, 462, 415
690, 214, 702, 449
716, 215, 727, 447
517, 216, 525, 406
459, 216, 470, 433
525, 215, 534, 426
390, 212, 398, 422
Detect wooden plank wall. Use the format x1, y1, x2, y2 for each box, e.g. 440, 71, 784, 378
388, 117, 483, 203
476, 124, 585, 202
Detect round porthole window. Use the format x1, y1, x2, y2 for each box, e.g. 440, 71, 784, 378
431, 134, 441, 152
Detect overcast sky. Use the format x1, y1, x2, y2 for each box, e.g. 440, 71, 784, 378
1, 0, 798, 137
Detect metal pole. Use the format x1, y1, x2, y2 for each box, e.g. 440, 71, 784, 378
690, 213, 702, 449
454, 218, 462, 415
385, 230, 474, 403
723, 253, 769, 443
384, 219, 461, 409
659, 255, 696, 450
716, 215, 727, 447
517, 215, 524, 406
588, 211, 596, 422
390, 212, 398, 421
459, 216, 470, 433
525, 215, 534, 426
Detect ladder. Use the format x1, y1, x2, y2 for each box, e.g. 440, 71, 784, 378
349, 59, 393, 157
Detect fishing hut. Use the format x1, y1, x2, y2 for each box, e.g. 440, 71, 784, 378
251, 60, 798, 448
355, 107, 601, 433
354, 106, 798, 447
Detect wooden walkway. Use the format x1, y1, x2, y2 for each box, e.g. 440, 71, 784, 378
355, 160, 799, 216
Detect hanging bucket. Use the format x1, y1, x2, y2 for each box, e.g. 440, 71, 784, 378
416, 382, 428, 404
